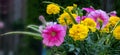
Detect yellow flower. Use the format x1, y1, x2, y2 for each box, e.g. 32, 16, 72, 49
73, 4, 77, 8
46, 3, 60, 14
64, 6, 74, 13
69, 24, 89, 41
113, 25, 120, 40
58, 13, 77, 25
101, 23, 110, 33
82, 18, 97, 32
109, 16, 120, 26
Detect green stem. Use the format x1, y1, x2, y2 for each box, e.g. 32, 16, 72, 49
65, 10, 77, 24
27, 25, 40, 32
110, 20, 120, 33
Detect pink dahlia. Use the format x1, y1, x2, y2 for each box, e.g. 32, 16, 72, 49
42, 24, 66, 47
87, 10, 109, 29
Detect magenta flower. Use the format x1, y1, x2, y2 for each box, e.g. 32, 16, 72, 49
82, 7, 95, 13
42, 24, 66, 47
87, 10, 109, 29
76, 16, 86, 23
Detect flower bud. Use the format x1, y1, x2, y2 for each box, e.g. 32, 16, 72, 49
0, 21, 4, 29
39, 15, 46, 25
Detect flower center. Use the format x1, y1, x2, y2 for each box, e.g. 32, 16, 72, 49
51, 32, 56, 36
97, 18, 103, 24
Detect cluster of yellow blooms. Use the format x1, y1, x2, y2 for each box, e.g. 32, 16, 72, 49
109, 16, 120, 26
101, 16, 120, 33
101, 23, 110, 33
113, 26, 120, 40
112, 16, 120, 40
58, 4, 77, 25
69, 18, 97, 41
100, 16, 120, 40
46, 3, 120, 41
58, 13, 77, 25
46, 3, 60, 14
82, 18, 97, 32
69, 24, 89, 41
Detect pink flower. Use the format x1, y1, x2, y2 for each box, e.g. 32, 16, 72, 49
76, 16, 81, 23
82, 7, 95, 13
42, 24, 66, 47
39, 22, 57, 33
108, 11, 117, 16
87, 10, 109, 29
76, 16, 86, 23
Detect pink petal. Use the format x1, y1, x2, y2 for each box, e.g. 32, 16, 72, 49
87, 10, 109, 29
82, 7, 95, 13
41, 24, 66, 47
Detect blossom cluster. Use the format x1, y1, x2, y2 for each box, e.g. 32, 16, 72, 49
39, 3, 120, 47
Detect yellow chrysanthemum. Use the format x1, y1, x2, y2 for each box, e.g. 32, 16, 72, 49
101, 23, 110, 33
69, 24, 89, 41
58, 13, 77, 25
113, 25, 120, 40
109, 16, 120, 26
46, 3, 60, 14
82, 18, 96, 32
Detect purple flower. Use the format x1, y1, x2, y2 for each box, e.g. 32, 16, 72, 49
39, 15, 46, 25
87, 10, 109, 29
82, 7, 95, 13
42, 24, 66, 47
108, 11, 117, 16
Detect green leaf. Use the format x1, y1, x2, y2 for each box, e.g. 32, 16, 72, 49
69, 47, 75, 52
76, 48, 80, 52
27, 25, 40, 32
1, 31, 42, 40
42, 1, 54, 4
68, 44, 75, 52
77, 8, 83, 16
